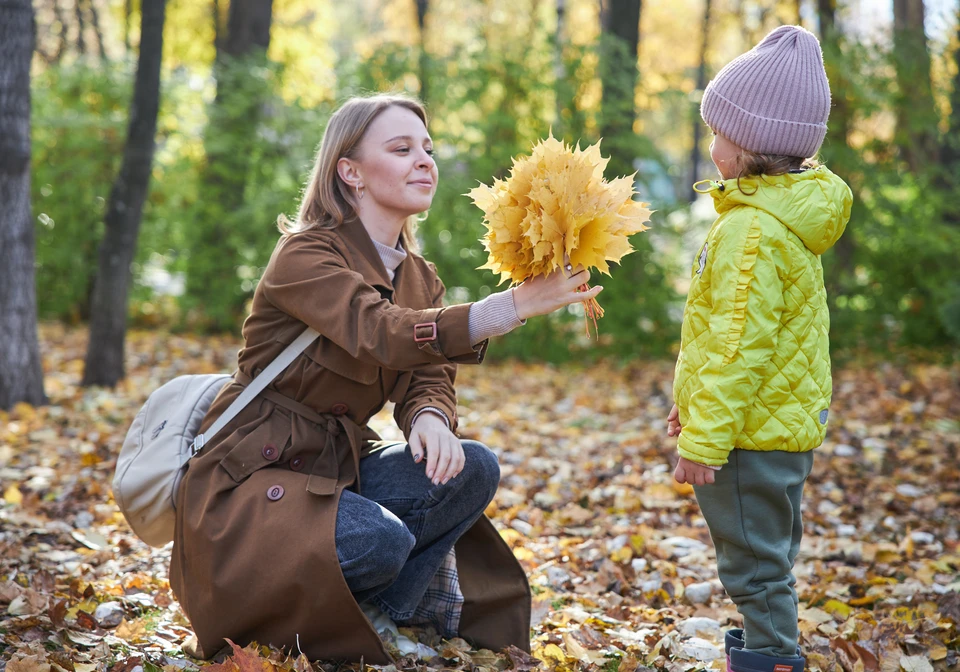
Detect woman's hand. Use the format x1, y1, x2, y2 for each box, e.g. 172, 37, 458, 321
674, 456, 716, 486
409, 412, 465, 485
512, 265, 603, 321
667, 404, 682, 437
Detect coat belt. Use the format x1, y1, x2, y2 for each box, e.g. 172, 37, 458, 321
234, 371, 364, 496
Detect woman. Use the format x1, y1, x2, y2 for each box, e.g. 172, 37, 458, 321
169, 94, 600, 663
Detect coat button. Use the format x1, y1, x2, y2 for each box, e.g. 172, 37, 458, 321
262, 443, 278, 460
266, 485, 284, 501
331, 403, 349, 416
290, 456, 305, 471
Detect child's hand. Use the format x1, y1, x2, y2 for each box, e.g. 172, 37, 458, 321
667, 404, 681, 437
674, 456, 716, 486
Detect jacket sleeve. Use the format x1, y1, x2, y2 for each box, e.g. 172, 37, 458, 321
394, 266, 471, 439
677, 214, 785, 466
260, 233, 486, 371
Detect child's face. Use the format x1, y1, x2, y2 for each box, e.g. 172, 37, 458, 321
709, 130, 740, 180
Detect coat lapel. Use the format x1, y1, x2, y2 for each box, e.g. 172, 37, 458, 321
338, 217, 395, 297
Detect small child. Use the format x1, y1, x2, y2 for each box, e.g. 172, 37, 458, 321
668, 25, 853, 672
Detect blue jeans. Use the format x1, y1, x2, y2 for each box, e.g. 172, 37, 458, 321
335, 440, 500, 622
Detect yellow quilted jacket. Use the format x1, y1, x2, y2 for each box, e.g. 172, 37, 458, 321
674, 166, 853, 466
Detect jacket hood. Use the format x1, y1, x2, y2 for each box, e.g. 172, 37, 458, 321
695, 166, 853, 255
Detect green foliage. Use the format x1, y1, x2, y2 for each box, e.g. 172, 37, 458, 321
179, 56, 332, 331
32, 63, 130, 321
817, 38, 960, 350
30, 13, 959, 359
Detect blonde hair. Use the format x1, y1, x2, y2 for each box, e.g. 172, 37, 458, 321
278, 94, 427, 251
733, 149, 821, 194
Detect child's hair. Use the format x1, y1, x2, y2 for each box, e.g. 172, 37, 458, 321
733, 150, 821, 194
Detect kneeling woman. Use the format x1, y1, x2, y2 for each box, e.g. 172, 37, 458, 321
170, 94, 601, 662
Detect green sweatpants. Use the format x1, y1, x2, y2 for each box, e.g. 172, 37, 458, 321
693, 449, 814, 658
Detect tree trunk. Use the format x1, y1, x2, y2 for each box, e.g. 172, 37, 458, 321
75, 0, 87, 55
54, 0, 68, 62
184, 0, 274, 331
599, 0, 641, 179
893, 0, 938, 171
554, 0, 566, 131
89, 0, 108, 62
688, 0, 711, 199
213, 0, 223, 54
416, 0, 428, 102
82, 0, 166, 387
221, 0, 272, 59
124, 0, 131, 53
0, 0, 47, 410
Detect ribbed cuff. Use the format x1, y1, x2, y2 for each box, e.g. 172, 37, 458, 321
468, 288, 525, 345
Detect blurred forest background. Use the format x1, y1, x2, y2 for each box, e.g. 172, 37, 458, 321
3, 0, 960, 405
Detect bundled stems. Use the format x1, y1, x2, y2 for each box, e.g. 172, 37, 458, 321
578, 283, 603, 338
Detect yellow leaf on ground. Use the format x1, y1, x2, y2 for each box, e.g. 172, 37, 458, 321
114, 618, 147, 641
4, 485, 22, 506
822, 599, 853, 620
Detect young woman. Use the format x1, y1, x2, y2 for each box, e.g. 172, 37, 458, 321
169, 94, 600, 662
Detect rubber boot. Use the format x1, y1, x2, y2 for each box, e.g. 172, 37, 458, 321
729, 647, 805, 672
724, 629, 745, 669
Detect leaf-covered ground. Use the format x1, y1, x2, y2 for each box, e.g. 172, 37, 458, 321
2, 325, 959, 672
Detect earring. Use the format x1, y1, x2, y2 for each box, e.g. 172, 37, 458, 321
356, 184, 364, 200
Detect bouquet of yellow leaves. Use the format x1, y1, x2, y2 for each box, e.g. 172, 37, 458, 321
469, 135, 652, 337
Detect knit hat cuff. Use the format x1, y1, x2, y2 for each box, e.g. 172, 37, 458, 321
701, 87, 827, 158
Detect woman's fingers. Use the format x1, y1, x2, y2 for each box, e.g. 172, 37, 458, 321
424, 432, 440, 480
448, 437, 465, 482
432, 436, 452, 485
561, 284, 602, 307
409, 432, 425, 463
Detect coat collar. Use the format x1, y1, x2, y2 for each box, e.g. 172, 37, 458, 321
337, 217, 396, 291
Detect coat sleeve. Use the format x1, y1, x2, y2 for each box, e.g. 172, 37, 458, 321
677, 214, 786, 466
260, 233, 485, 370
394, 266, 474, 439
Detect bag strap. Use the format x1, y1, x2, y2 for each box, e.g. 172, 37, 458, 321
190, 327, 320, 455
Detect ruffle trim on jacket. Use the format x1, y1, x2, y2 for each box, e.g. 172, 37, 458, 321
722, 217, 762, 365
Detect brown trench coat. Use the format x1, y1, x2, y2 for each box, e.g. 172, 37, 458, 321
169, 219, 531, 663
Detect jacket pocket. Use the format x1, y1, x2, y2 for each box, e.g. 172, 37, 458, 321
219, 408, 293, 484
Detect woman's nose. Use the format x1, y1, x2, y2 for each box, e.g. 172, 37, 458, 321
416, 148, 435, 168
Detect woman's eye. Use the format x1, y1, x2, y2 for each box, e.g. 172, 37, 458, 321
395, 147, 409, 153
425, 148, 434, 156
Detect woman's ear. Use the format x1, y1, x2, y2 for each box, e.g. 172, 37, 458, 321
337, 157, 362, 189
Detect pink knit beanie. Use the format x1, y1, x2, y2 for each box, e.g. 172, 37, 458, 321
700, 25, 831, 158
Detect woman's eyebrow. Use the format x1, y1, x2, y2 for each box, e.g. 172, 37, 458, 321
383, 135, 432, 145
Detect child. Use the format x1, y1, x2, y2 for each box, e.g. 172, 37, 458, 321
668, 25, 853, 672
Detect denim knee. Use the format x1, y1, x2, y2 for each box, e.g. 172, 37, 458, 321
459, 441, 501, 505
339, 506, 416, 594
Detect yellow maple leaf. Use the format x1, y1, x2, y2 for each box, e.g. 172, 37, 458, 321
469, 134, 651, 336
470, 134, 651, 286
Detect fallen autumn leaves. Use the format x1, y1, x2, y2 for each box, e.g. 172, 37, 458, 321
1, 325, 958, 671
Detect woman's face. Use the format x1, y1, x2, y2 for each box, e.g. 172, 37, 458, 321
350, 105, 438, 218
709, 130, 740, 180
